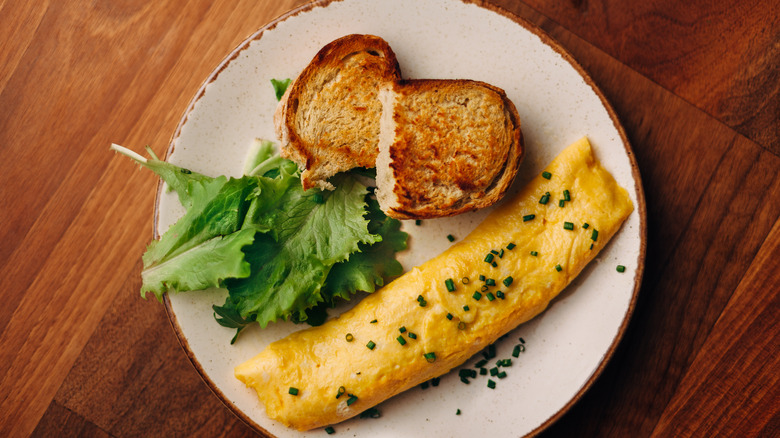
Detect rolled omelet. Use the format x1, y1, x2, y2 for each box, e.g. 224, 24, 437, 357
235, 137, 634, 431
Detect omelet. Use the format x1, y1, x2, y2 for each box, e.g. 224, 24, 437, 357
235, 137, 634, 431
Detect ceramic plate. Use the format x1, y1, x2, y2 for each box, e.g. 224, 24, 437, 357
157, 0, 646, 436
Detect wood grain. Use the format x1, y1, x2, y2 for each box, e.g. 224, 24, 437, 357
49, 262, 256, 438
0, 1, 308, 436
651, 218, 780, 437
1, 0, 778, 437
516, 0, 780, 153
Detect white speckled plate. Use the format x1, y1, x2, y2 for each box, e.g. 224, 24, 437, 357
156, 0, 646, 437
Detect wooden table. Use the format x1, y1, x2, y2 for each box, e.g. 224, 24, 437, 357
2, 1, 777, 436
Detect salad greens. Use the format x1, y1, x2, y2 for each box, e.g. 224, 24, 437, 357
270, 78, 292, 101
112, 140, 407, 344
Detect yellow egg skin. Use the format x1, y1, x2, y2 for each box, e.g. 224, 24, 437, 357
234, 137, 633, 431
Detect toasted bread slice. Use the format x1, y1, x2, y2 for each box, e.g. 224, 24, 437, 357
275, 34, 401, 190
375, 79, 524, 219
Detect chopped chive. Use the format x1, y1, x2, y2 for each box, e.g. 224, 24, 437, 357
484, 253, 495, 263
346, 394, 358, 406
555, 264, 563, 272
480, 285, 489, 292
519, 337, 525, 344
582, 222, 590, 229
461, 276, 470, 284
487, 379, 496, 389
360, 407, 382, 418
617, 265, 626, 273
420, 381, 429, 390
458, 321, 467, 330
370, 319, 377, 324
497, 371, 507, 379
563, 221, 574, 230
399, 326, 407, 333
445, 278, 456, 292
539, 193, 550, 205
486, 292, 495, 301
522, 214, 535, 222
456, 409, 461, 415
486, 278, 496, 286
345, 333, 354, 342
499, 249, 504, 258
542, 171, 552, 179
424, 352, 437, 363
463, 305, 470, 311
472, 291, 482, 301
512, 344, 526, 357
591, 229, 599, 241
563, 189, 571, 201
180, 168, 192, 174
288, 387, 299, 395
415, 219, 422, 225
475, 359, 488, 368
366, 341, 376, 350
460, 377, 471, 384
446, 313, 454, 320
490, 367, 499, 376
397, 335, 407, 345
590, 243, 594, 250
530, 250, 539, 256
496, 290, 505, 299
491, 249, 499, 255
491, 261, 497, 267
503, 276, 514, 287
559, 199, 565, 207
432, 377, 440, 387
408, 332, 417, 340
479, 367, 488, 375
447, 234, 456, 242
336, 386, 346, 399
506, 242, 516, 250
325, 426, 335, 434
417, 295, 427, 307
479, 274, 486, 281
312, 192, 324, 204
501, 358, 512, 367
459, 369, 473, 378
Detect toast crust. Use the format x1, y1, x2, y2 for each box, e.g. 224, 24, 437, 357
275, 34, 401, 190
378, 79, 524, 219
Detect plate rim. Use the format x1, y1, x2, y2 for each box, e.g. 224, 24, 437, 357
156, 0, 648, 436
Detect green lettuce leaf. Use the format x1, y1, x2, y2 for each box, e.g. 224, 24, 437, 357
141, 227, 257, 300
117, 144, 213, 209
321, 196, 407, 302
213, 299, 257, 344
271, 78, 292, 101
112, 141, 408, 343
224, 175, 381, 328
142, 176, 258, 273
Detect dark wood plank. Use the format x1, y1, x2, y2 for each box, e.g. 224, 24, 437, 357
54, 262, 257, 438
31, 401, 111, 438
651, 218, 780, 437
513, 0, 780, 152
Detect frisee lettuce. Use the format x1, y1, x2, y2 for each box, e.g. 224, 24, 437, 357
111, 141, 407, 343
